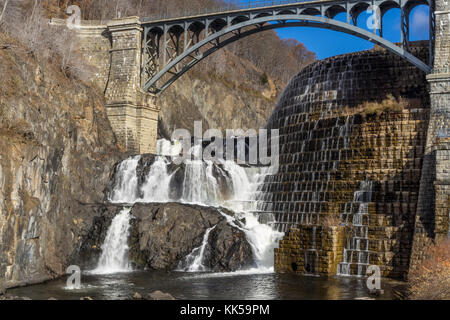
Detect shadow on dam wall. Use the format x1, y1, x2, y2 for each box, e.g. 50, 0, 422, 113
259, 42, 432, 279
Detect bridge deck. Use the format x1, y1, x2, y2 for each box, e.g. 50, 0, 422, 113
142, 0, 337, 24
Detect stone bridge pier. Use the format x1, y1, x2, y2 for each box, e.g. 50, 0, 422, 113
411, 0, 450, 267
105, 17, 159, 154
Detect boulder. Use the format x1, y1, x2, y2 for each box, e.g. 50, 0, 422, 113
146, 290, 176, 300
133, 292, 143, 300
0, 295, 32, 300
129, 203, 255, 272
207, 219, 255, 272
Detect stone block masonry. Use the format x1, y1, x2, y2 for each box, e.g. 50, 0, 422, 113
104, 17, 160, 154
271, 109, 430, 278
275, 226, 345, 276
410, 0, 450, 269
265, 44, 445, 279
75, 22, 111, 89
59, 17, 160, 154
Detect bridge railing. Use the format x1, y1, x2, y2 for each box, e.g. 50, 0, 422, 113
144, 0, 311, 22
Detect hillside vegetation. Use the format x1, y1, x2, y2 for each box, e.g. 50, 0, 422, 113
408, 240, 450, 300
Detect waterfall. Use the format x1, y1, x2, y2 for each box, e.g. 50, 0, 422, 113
238, 212, 283, 270
110, 156, 140, 203
108, 139, 283, 273
221, 163, 284, 271
110, 146, 261, 208
91, 208, 132, 274
140, 157, 173, 202
178, 225, 217, 272
219, 208, 283, 271
337, 181, 373, 277
181, 160, 221, 205
176, 161, 283, 272
156, 139, 182, 156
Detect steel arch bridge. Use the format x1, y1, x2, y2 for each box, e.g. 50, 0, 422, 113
141, 0, 435, 94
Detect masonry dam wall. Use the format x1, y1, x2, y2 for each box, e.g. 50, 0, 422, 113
259, 44, 448, 279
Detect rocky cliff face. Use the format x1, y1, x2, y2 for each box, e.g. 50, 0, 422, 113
159, 51, 281, 136
0, 33, 124, 287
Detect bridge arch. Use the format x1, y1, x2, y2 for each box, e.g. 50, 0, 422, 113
349, 2, 371, 20
404, 0, 430, 12
143, 13, 431, 94
231, 15, 250, 25
380, 0, 401, 13
209, 18, 227, 32
300, 8, 321, 16
277, 9, 297, 15
325, 5, 347, 19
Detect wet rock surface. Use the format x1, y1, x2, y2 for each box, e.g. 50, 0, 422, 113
130, 203, 255, 272
207, 218, 256, 272
146, 290, 176, 300
70, 204, 125, 269
75, 202, 255, 272
132, 290, 175, 300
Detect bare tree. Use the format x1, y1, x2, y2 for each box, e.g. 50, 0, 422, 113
0, 0, 9, 23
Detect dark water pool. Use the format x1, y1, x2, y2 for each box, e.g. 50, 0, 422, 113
7, 270, 406, 300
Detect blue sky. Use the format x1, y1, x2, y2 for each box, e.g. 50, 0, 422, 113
235, 1, 431, 59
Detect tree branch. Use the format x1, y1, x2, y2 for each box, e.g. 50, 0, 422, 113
0, 0, 10, 23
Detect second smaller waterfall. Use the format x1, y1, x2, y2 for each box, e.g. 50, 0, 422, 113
91, 208, 132, 275
178, 225, 217, 272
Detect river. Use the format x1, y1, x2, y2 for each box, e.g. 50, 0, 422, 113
8, 270, 405, 300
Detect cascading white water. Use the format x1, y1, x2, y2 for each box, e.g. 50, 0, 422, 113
156, 139, 183, 156
218, 209, 283, 272
237, 213, 283, 270
181, 160, 221, 205
109, 139, 283, 273
178, 161, 283, 272
91, 208, 132, 274
110, 156, 141, 203
141, 157, 173, 202
178, 225, 217, 272
217, 162, 284, 271
337, 181, 373, 277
